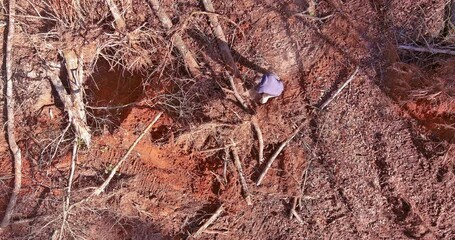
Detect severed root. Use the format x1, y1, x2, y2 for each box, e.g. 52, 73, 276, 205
94, 112, 163, 195
148, 0, 200, 77
231, 142, 253, 206
193, 204, 224, 238
251, 117, 264, 164
256, 124, 304, 186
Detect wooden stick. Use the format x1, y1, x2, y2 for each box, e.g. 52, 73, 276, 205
398, 44, 455, 55
256, 125, 303, 186
201, 0, 241, 78
227, 73, 250, 111
1, 0, 22, 229
105, 0, 126, 32
251, 117, 264, 164
231, 143, 252, 206
193, 204, 224, 238
94, 112, 163, 195
319, 66, 359, 110
148, 0, 200, 77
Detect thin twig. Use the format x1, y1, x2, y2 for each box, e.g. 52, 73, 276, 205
227, 73, 250, 112
256, 125, 304, 186
94, 112, 163, 195
319, 66, 359, 110
231, 142, 253, 206
1, 0, 22, 229
251, 117, 264, 164
193, 204, 224, 238
398, 44, 455, 55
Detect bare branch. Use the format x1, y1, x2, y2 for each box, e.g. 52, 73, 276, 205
319, 66, 359, 110
1, 0, 22, 228
231, 143, 253, 206
256, 125, 304, 186
251, 117, 264, 164
94, 112, 163, 195
58, 141, 78, 240
193, 204, 224, 238
226, 73, 250, 111
201, 0, 241, 78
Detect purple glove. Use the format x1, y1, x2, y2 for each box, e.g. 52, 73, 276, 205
256, 73, 284, 97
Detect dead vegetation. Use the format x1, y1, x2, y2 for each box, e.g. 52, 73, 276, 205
0, 0, 454, 239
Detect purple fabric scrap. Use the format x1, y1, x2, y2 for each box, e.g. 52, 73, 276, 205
256, 73, 284, 97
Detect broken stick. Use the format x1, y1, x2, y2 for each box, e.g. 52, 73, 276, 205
251, 117, 264, 164
256, 125, 304, 186
231, 143, 253, 205
193, 204, 224, 238
94, 112, 163, 195
148, 0, 200, 77
319, 66, 359, 110
1, 0, 22, 229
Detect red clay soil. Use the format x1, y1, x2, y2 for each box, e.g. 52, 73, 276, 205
0, 0, 454, 239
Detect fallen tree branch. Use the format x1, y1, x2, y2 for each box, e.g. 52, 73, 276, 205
231, 142, 252, 206
1, 0, 22, 229
251, 117, 264, 164
193, 204, 224, 238
256, 124, 304, 186
94, 112, 163, 195
105, 0, 126, 32
148, 0, 200, 77
319, 66, 359, 110
226, 73, 250, 111
201, 0, 241, 78
398, 44, 455, 55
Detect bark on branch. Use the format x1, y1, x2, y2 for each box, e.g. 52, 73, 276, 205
1, 0, 22, 229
